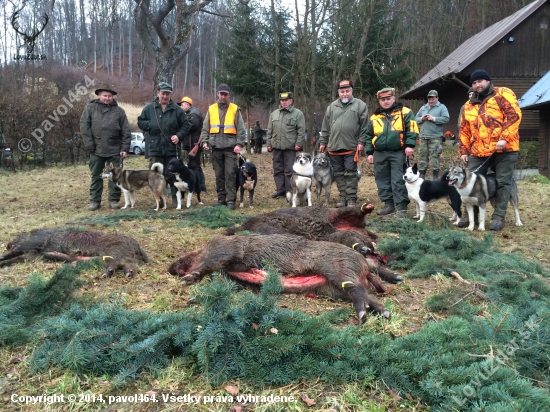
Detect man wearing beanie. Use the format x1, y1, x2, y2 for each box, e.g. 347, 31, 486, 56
415, 90, 449, 179
319, 80, 368, 207
362, 87, 419, 218
458, 69, 522, 231
201, 84, 246, 210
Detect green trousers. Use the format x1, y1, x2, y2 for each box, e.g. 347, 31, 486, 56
89, 154, 121, 203
373, 150, 409, 210
417, 137, 441, 171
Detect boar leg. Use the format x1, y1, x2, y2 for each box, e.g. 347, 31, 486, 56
366, 259, 403, 284
42, 251, 78, 262
0, 251, 28, 267
344, 282, 390, 321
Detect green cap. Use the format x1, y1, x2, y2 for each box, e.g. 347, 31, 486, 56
376, 87, 395, 99
427, 90, 438, 97
157, 82, 173, 92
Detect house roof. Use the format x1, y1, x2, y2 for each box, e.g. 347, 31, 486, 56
520, 70, 550, 109
401, 0, 548, 98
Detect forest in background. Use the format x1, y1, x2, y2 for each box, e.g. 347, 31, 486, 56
0, 0, 535, 168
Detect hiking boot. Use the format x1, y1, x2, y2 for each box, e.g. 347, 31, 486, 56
377, 204, 395, 215
227, 202, 235, 211
457, 217, 469, 228
336, 200, 346, 208
88, 201, 101, 211
271, 190, 286, 199
489, 219, 503, 231
433, 169, 440, 180
213, 201, 227, 207
346, 199, 357, 207
395, 210, 407, 219
109, 201, 120, 210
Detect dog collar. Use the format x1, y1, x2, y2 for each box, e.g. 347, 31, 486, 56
458, 181, 469, 189
295, 173, 312, 178
406, 178, 419, 184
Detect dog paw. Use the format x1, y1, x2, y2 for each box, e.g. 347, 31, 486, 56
239, 202, 244, 208
468, 225, 475, 231
176, 206, 182, 210
199, 201, 203, 205
121, 206, 128, 210
413, 214, 419, 219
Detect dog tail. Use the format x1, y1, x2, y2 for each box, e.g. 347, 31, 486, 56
479, 174, 489, 199
151, 162, 164, 174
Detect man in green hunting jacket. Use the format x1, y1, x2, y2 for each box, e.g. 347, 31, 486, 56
80, 83, 131, 211
138, 82, 190, 208
363, 87, 419, 218
319, 79, 368, 207
266, 92, 305, 199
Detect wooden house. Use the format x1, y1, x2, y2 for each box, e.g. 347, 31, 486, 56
401, 0, 550, 140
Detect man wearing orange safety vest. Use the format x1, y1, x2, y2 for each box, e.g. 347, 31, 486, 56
201, 84, 246, 210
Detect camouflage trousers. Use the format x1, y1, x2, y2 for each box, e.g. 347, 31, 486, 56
417, 137, 441, 171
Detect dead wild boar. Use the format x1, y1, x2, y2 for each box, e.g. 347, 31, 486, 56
225, 204, 402, 284
168, 234, 392, 321
0, 228, 148, 277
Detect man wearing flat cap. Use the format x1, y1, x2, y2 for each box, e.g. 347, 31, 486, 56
80, 83, 131, 211
320, 80, 368, 207
266, 91, 305, 199
458, 69, 522, 231
138, 82, 190, 208
201, 84, 246, 210
178, 96, 206, 192
362, 87, 419, 218
415, 89, 449, 180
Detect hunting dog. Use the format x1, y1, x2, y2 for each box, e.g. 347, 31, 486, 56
446, 163, 523, 231
312, 152, 334, 206
287, 152, 314, 207
403, 163, 462, 223
167, 158, 202, 209
101, 162, 167, 211
236, 155, 258, 208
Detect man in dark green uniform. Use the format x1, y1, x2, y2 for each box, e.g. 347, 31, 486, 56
80, 83, 131, 211
138, 82, 189, 208
363, 87, 418, 218
319, 80, 368, 207
266, 92, 305, 198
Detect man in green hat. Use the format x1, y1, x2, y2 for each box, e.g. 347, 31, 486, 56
414, 89, 449, 179
80, 83, 131, 211
266, 91, 305, 199
138, 82, 190, 208
319, 79, 368, 207
362, 87, 419, 218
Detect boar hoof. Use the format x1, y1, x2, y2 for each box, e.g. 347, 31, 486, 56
357, 310, 367, 324
394, 275, 403, 284
382, 310, 391, 319
182, 271, 200, 286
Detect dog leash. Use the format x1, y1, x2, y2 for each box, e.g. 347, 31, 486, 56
470, 151, 496, 173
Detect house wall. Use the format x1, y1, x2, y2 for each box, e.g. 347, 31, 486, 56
538, 106, 550, 178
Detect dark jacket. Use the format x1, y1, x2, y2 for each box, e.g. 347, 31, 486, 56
80, 99, 131, 157
137, 98, 189, 157
363, 103, 418, 154
181, 107, 203, 151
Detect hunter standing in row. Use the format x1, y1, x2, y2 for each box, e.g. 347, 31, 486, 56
80, 83, 131, 211
201, 84, 246, 210
138, 82, 190, 208
415, 89, 449, 179
319, 80, 368, 207
266, 92, 305, 199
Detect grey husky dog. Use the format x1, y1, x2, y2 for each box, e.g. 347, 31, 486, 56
446, 163, 522, 231
101, 162, 167, 211
312, 152, 334, 206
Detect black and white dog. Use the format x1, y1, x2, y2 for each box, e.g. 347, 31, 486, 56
403, 163, 462, 223
287, 152, 313, 207
236, 155, 258, 208
447, 163, 522, 231
167, 158, 202, 209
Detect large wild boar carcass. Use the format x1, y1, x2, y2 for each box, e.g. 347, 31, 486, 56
169, 234, 395, 321
0, 229, 148, 277
225, 204, 401, 283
